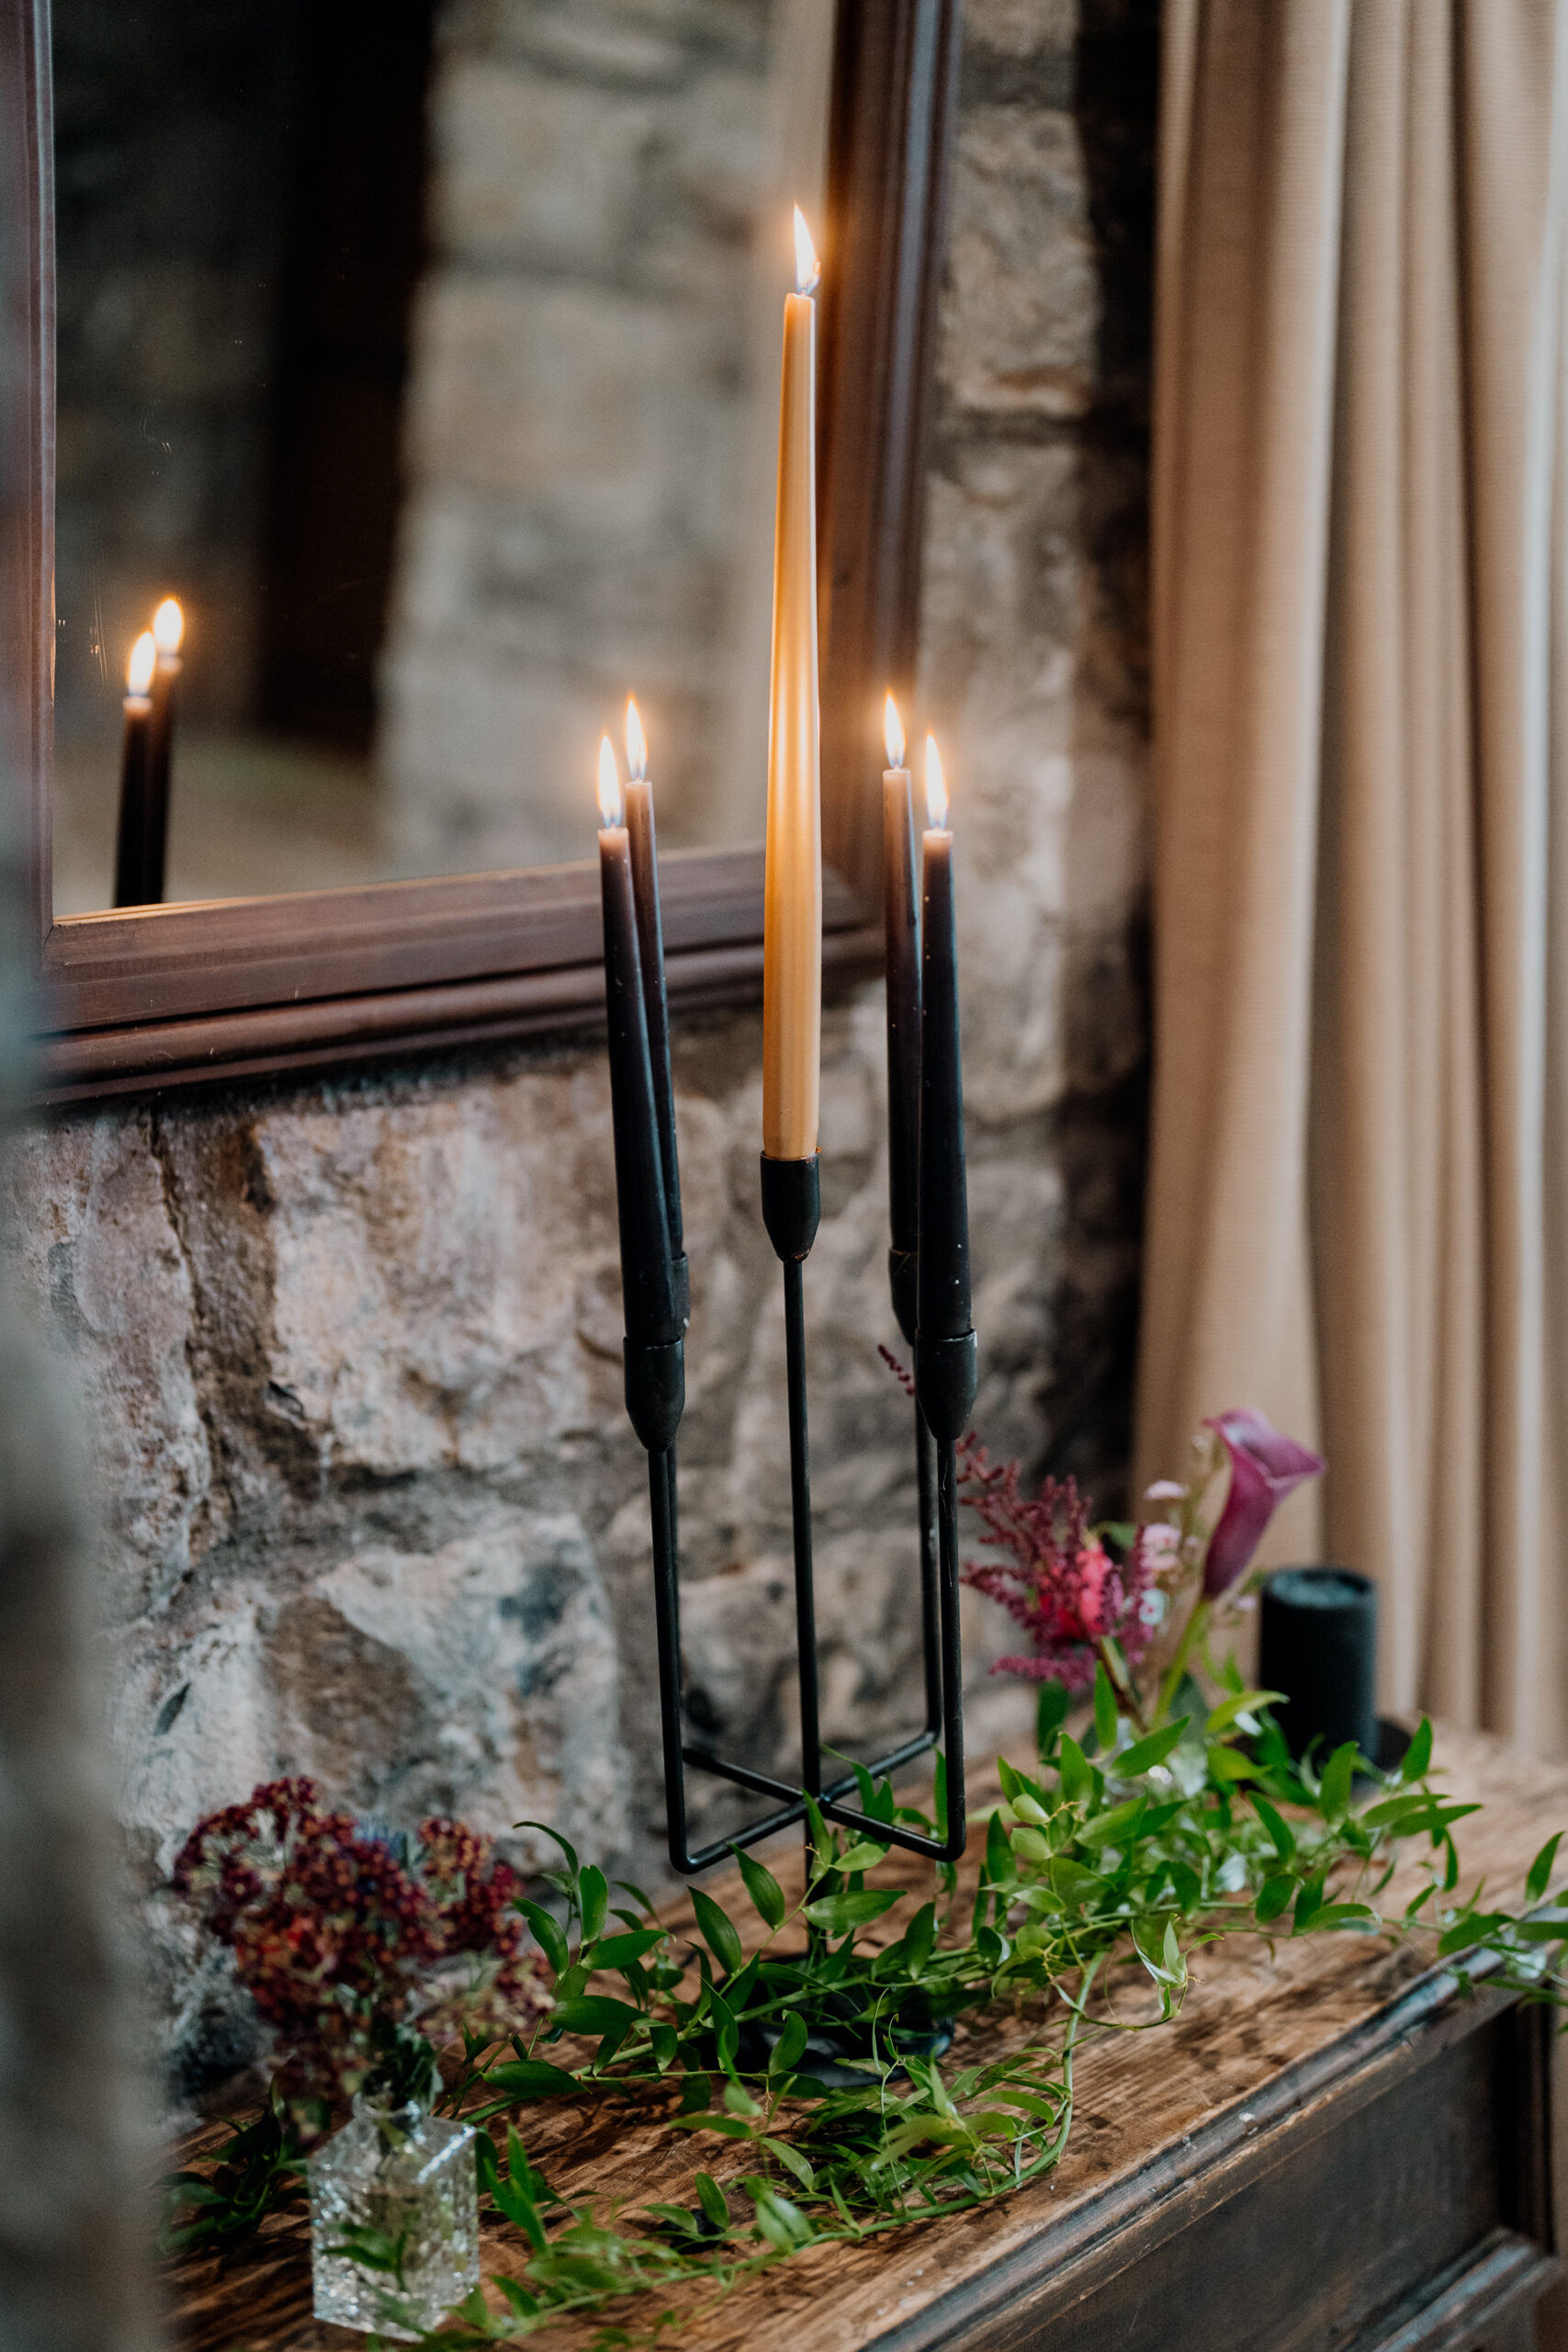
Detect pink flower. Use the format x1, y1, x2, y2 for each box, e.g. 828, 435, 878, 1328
956, 1447, 1154, 1690
1201, 1408, 1325, 1597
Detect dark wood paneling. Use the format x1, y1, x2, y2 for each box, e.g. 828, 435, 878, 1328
5, 0, 962, 1101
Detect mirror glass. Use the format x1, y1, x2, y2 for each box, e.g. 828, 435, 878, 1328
50, 0, 835, 915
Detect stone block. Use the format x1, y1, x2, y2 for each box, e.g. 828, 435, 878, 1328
942, 106, 1098, 418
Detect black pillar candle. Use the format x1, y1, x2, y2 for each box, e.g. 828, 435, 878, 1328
1258, 1567, 1379, 1764
113, 632, 157, 908
916, 743, 970, 1345
883, 696, 920, 1344
597, 741, 679, 1350
623, 702, 686, 1328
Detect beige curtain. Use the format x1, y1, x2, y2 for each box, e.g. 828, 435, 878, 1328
1137, 0, 1568, 1748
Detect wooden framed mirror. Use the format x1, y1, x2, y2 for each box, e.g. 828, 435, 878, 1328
1, 0, 960, 1104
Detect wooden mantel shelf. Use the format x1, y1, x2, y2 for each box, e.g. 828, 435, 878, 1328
165, 1728, 1568, 2352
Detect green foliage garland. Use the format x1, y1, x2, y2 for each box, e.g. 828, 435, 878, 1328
166, 1669, 1568, 2346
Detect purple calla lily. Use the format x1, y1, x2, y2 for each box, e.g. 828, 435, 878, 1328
1201, 1408, 1325, 1597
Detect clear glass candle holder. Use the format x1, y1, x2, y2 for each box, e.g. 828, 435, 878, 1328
310, 2094, 479, 2338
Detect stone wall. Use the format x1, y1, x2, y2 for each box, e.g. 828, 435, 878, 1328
4, 0, 1155, 2104
380, 0, 836, 871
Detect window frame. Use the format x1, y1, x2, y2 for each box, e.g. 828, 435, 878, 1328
6, 0, 962, 1105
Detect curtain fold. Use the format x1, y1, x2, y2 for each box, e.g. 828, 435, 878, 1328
1137, 0, 1568, 1747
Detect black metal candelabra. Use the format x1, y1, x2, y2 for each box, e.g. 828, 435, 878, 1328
622, 1148, 974, 1877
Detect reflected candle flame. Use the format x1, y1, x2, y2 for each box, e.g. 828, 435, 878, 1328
597, 734, 624, 828
924, 733, 949, 830
126, 630, 157, 697
625, 696, 648, 782
884, 693, 906, 771
152, 596, 184, 656
794, 205, 820, 296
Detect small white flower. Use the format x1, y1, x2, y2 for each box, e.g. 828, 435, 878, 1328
1145, 1480, 1185, 1501
1138, 1589, 1168, 1626
1217, 1852, 1249, 1894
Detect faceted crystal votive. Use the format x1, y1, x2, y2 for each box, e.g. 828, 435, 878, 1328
310, 2095, 479, 2338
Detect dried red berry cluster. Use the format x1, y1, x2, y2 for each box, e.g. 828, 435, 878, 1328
172, 1778, 546, 2106
956, 1441, 1155, 1690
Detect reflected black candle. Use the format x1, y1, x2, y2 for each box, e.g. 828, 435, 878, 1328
917, 736, 971, 1344
597, 737, 679, 1349
113, 629, 157, 909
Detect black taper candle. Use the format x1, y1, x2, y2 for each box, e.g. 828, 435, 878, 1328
884, 737, 920, 1345
142, 598, 185, 907
625, 741, 687, 1329
599, 812, 680, 1351
113, 691, 156, 908
917, 828, 969, 1342
1258, 1567, 1379, 1764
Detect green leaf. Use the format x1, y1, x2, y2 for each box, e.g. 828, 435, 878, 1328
1528, 1832, 1562, 1906
770, 2012, 809, 2075
1115, 1719, 1189, 1777
1255, 1872, 1296, 1924
1093, 1660, 1119, 1752
667, 2111, 756, 2139
578, 1865, 609, 1945
592, 1928, 666, 1971
694, 2173, 729, 2229
514, 1899, 570, 1979
513, 1819, 580, 1879
1318, 1742, 1359, 1822
550, 1996, 640, 2039
1207, 1747, 1264, 1783
1075, 1797, 1145, 1849
899, 1900, 937, 1974
986, 1808, 1014, 1890
761, 2136, 817, 2191
836, 1837, 895, 1872
1205, 1690, 1287, 1736
1036, 1680, 1070, 1758
1059, 1732, 1093, 1807
1250, 1792, 1295, 1860
803, 1887, 902, 1934
691, 1886, 744, 1979
1399, 1717, 1434, 1782
733, 1849, 786, 1933
482, 2058, 581, 2100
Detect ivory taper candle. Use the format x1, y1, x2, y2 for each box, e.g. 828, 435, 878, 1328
761, 206, 822, 1163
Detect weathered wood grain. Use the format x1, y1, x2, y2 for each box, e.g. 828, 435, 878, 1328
160, 1726, 1568, 2352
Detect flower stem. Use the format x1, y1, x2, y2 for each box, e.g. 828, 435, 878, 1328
1096, 1636, 1149, 1736
1154, 1599, 1209, 1729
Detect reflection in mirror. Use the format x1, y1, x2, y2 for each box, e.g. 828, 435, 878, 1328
51, 1, 837, 915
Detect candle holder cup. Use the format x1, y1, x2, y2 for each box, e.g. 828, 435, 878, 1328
625, 1148, 969, 1876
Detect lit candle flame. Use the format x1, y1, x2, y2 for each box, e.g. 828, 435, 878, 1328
924, 733, 949, 829
127, 630, 157, 696
625, 696, 648, 782
884, 694, 906, 770
794, 205, 820, 297
152, 596, 185, 656
597, 734, 624, 828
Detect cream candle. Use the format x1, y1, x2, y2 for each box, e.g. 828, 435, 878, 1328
761, 206, 822, 1164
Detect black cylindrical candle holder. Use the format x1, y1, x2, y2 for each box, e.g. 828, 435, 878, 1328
1258, 1566, 1379, 1765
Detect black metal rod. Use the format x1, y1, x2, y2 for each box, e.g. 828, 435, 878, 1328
648, 1447, 691, 1875
917, 1401, 942, 1736
934, 1436, 966, 1844
782, 1255, 822, 1815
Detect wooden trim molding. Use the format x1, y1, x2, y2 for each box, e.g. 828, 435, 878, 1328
11, 0, 961, 1103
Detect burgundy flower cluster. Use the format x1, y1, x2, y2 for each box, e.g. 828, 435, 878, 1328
956, 1441, 1156, 1691
172, 1778, 547, 2108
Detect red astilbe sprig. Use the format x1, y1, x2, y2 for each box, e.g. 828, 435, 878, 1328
876, 1349, 1154, 1691
173, 1779, 546, 2113
956, 1437, 1155, 1691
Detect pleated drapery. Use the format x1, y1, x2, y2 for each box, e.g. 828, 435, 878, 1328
1136, 0, 1568, 1748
